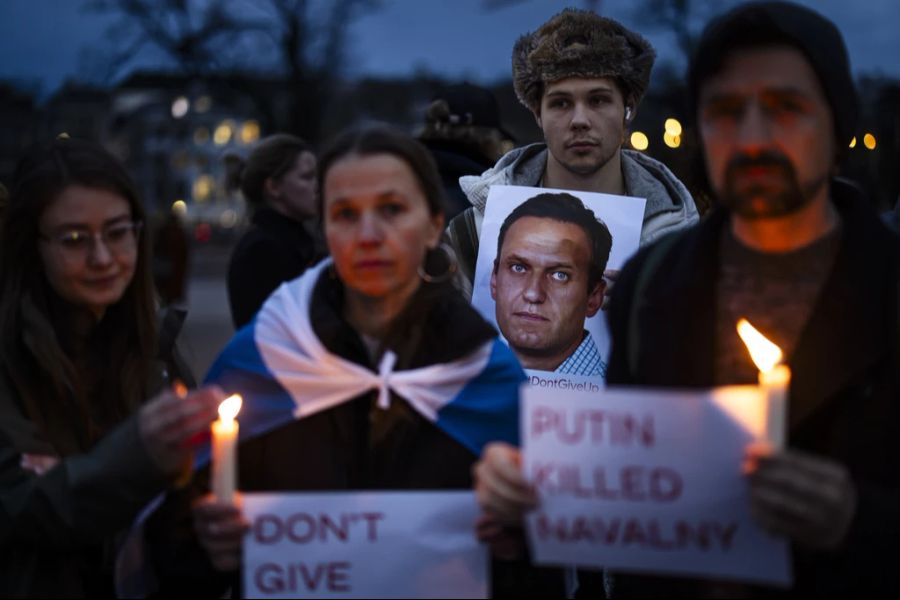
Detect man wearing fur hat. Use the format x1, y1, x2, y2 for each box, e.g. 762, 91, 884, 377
475, 1, 900, 595
446, 8, 699, 299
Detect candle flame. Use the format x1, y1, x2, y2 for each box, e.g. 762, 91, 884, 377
736, 319, 783, 373
218, 394, 242, 422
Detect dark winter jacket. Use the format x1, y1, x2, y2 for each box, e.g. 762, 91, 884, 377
606, 179, 900, 595
227, 207, 323, 329
0, 307, 193, 598
151, 273, 565, 598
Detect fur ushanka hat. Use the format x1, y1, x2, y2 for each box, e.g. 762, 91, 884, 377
512, 9, 656, 113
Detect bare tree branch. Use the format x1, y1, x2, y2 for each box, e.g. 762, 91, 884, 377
83, 0, 381, 140
636, 0, 722, 62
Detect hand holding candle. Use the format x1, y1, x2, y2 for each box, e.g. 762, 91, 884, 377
138, 385, 223, 476
211, 394, 242, 504
737, 319, 790, 449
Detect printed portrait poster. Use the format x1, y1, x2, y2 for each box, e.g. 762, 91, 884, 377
471, 184, 646, 384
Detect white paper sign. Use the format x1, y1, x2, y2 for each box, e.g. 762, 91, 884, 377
242, 491, 488, 599
471, 185, 646, 382
522, 385, 792, 586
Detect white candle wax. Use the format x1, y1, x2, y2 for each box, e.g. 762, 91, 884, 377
760, 365, 790, 449
211, 394, 241, 503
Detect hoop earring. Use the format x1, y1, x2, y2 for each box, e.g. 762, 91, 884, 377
417, 243, 458, 284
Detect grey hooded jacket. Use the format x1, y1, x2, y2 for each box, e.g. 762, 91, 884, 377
445, 142, 699, 297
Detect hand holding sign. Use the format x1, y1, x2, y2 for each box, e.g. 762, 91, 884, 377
745, 444, 857, 550
522, 385, 792, 586
473, 442, 537, 525
474, 514, 528, 561
193, 494, 250, 572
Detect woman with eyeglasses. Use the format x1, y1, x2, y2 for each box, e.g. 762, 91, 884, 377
0, 137, 223, 598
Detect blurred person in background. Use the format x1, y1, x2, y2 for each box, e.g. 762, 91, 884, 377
151, 207, 190, 306
224, 134, 324, 329
418, 83, 515, 220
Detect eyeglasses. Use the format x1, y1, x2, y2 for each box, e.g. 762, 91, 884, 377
39, 221, 143, 260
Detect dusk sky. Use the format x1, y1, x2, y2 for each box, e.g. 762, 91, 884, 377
1, 0, 898, 100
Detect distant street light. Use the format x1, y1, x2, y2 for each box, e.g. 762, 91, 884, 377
864, 133, 877, 150
172, 199, 188, 216
214, 121, 234, 145
664, 118, 682, 137
171, 96, 190, 119
630, 131, 649, 151
240, 121, 261, 145
193, 175, 214, 201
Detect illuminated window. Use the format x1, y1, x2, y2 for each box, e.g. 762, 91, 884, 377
193, 175, 215, 202
214, 121, 234, 145
240, 120, 261, 145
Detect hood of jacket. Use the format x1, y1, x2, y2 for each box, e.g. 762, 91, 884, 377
459, 142, 699, 245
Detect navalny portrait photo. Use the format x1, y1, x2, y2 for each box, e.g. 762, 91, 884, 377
471, 185, 645, 382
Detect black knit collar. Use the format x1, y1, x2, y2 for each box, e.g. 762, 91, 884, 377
309, 270, 497, 371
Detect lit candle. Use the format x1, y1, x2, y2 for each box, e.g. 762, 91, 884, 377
736, 319, 790, 449
211, 394, 242, 503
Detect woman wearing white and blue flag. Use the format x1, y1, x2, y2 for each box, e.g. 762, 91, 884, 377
146, 127, 563, 596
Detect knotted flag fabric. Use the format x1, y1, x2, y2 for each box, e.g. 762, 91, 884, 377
201, 259, 525, 462
117, 260, 524, 597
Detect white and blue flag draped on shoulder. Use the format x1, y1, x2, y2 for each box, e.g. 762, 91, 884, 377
200, 259, 525, 464
115, 260, 523, 597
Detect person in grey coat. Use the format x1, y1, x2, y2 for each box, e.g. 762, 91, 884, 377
446, 8, 699, 300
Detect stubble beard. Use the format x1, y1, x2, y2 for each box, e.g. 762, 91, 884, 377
554, 140, 617, 178
719, 152, 829, 219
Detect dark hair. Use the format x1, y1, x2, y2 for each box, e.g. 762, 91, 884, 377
317, 125, 446, 218
0, 137, 156, 447
316, 125, 451, 358
225, 133, 312, 206
495, 192, 612, 291
687, 1, 857, 154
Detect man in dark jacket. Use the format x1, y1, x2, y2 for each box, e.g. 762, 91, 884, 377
606, 1, 900, 594
475, 1, 900, 595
